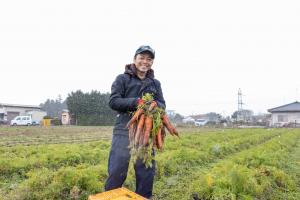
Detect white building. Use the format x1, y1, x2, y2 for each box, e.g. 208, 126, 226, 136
0, 103, 43, 124
268, 101, 300, 127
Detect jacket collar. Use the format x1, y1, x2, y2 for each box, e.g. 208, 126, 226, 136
124, 64, 154, 79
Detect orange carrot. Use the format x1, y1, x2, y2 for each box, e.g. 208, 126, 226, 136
127, 108, 144, 128
143, 115, 153, 145
162, 114, 179, 137
156, 126, 163, 150
148, 101, 157, 112
138, 127, 144, 147
129, 121, 137, 147
161, 126, 166, 143
155, 135, 159, 149
135, 114, 145, 146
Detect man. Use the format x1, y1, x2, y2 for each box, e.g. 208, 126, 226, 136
105, 45, 166, 199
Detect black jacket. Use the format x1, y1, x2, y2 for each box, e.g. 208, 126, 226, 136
109, 64, 166, 135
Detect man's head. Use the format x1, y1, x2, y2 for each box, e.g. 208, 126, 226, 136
133, 45, 155, 74
134, 45, 155, 59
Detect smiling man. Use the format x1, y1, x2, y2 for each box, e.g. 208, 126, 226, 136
104, 45, 166, 199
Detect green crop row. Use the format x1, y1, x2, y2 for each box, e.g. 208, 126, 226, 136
157, 129, 300, 200
0, 128, 297, 200
0, 141, 110, 180
1, 165, 108, 200
154, 129, 283, 178
1, 129, 279, 181
0, 129, 271, 181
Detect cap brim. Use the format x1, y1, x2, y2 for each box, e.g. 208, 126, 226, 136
135, 50, 155, 58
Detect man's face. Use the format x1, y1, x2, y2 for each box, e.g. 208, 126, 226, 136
134, 52, 154, 73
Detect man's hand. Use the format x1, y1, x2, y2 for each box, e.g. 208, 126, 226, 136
137, 98, 157, 111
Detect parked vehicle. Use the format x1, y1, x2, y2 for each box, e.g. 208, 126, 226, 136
10, 116, 33, 126
194, 119, 208, 126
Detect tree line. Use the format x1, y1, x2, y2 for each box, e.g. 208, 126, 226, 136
40, 90, 116, 126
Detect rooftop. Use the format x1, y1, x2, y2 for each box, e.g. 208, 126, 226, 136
268, 101, 300, 113
0, 103, 40, 109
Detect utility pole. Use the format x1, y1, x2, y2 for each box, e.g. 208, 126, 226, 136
237, 88, 244, 121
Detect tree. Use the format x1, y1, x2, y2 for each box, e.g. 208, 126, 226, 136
66, 90, 85, 124
205, 112, 222, 122
231, 109, 253, 122
66, 90, 116, 126
40, 95, 67, 118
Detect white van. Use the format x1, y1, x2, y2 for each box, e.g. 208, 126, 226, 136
10, 116, 33, 126
194, 119, 208, 126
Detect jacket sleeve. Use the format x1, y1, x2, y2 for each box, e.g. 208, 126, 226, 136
154, 80, 166, 109
109, 74, 138, 112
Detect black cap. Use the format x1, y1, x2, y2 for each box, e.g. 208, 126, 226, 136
134, 45, 155, 59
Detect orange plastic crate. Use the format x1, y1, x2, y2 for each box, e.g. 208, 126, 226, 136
88, 187, 147, 200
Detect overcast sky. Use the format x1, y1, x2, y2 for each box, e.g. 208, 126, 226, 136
1, 0, 300, 116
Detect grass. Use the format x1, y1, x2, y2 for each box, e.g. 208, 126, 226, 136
0, 126, 299, 199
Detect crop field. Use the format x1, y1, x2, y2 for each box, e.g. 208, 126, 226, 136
0, 126, 299, 200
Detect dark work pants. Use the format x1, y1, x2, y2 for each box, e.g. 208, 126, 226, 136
104, 134, 155, 199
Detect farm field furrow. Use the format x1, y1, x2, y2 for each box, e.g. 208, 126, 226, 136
0, 126, 113, 146
0, 136, 110, 146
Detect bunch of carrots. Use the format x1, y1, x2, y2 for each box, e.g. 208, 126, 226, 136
127, 93, 179, 167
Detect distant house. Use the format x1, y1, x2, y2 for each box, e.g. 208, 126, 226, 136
0, 103, 43, 124
61, 109, 71, 125
190, 113, 221, 123
268, 101, 300, 127
182, 116, 195, 123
